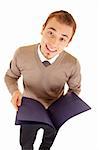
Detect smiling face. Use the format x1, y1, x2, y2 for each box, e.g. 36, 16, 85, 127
40, 17, 73, 59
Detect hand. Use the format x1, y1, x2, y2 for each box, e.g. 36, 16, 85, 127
11, 90, 22, 111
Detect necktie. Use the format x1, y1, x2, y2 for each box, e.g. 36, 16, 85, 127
42, 60, 51, 67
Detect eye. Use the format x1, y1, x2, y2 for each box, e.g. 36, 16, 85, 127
60, 37, 65, 41
47, 30, 55, 38
48, 31, 53, 35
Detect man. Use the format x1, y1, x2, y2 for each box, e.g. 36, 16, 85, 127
5, 10, 81, 150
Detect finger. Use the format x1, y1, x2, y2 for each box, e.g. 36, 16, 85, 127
11, 98, 18, 111
17, 95, 22, 106
17, 99, 21, 106
13, 104, 18, 111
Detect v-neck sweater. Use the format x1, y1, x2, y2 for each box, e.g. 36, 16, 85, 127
4, 43, 81, 107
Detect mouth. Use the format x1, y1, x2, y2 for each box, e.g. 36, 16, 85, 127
46, 44, 57, 53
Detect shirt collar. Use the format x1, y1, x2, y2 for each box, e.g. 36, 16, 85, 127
37, 44, 59, 64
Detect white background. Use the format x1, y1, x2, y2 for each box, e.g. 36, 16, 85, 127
0, 0, 98, 149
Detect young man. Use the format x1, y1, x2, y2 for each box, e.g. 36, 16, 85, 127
4, 10, 81, 150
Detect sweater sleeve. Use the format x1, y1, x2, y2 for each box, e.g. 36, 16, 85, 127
4, 48, 21, 95
67, 59, 81, 95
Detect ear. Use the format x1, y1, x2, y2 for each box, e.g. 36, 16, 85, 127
41, 24, 45, 35
65, 43, 69, 47
65, 39, 71, 47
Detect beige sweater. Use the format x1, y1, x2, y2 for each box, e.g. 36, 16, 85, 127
4, 43, 81, 107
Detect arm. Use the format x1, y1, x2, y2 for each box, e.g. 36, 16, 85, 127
4, 48, 22, 110
67, 59, 81, 95
4, 48, 21, 94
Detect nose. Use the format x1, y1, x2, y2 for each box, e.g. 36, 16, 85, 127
50, 37, 59, 48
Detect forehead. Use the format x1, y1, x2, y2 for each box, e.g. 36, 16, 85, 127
45, 17, 73, 37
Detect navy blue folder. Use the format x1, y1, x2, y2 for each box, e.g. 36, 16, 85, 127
15, 92, 91, 129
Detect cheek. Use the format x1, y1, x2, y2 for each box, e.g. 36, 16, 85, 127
58, 43, 66, 49
42, 32, 54, 43
62, 41, 69, 47
41, 35, 49, 44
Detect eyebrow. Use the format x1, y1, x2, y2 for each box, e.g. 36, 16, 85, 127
48, 27, 69, 38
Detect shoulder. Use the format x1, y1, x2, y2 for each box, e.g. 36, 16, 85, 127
17, 43, 38, 54
62, 51, 81, 71
14, 43, 39, 59
63, 51, 78, 64
62, 51, 81, 75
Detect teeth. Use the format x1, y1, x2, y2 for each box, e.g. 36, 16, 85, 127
47, 45, 56, 52
49, 48, 54, 51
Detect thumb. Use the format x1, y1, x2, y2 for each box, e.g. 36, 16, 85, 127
17, 95, 22, 106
